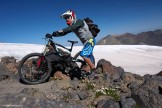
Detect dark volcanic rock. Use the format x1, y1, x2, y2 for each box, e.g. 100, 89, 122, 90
0, 62, 7, 72
0, 93, 85, 108
0, 62, 11, 81
0, 62, 19, 81
132, 76, 162, 108
97, 59, 124, 80
96, 98, 120, 108
1, 56, 16, 65
157, 71, 162, 76
1, 56, 18, 74
0, 56, 162, 108
120, 96, 136, 108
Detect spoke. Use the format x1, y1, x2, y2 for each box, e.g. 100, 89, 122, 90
21, 56, 49, 82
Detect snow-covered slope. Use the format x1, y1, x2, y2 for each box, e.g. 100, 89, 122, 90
1, 43, 162, 76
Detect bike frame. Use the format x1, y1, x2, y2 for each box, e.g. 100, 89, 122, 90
18, 37, 83, 84
42, 38, 78, 57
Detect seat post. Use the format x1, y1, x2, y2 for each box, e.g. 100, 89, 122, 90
67, 40, 78, 52
69, 42, 74, 52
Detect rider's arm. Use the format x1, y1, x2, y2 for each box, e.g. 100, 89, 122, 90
63, 19, 84, 33
54, 19, 84, 36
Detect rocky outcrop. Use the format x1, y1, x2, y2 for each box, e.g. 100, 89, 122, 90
132, 76, 162, 108
97, 59, 124, 81
0, 93, 85, 108
157, 71, 162, 76
1, 56, 18, 74
0, 62, 10, 81
0, 56, 162, 108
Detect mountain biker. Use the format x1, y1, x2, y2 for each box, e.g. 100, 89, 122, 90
46, 10, 97, 77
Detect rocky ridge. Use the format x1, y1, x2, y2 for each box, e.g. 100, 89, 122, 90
0, 56, 162, 108
97, 29, 162, 46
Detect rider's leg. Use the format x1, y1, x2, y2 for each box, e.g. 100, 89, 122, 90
82, 56, 95, 69
80, 38, 96, 71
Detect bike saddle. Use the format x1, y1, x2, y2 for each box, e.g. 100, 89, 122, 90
68, 40, 78, 44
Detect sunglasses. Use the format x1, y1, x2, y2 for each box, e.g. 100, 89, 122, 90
63, 15, 71, 20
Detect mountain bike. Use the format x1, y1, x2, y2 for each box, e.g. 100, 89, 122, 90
18, 37, 95, 84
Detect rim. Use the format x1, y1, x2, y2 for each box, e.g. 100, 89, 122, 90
20, 56, 49, 82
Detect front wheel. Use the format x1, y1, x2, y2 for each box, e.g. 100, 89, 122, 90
18, 53, 51, 84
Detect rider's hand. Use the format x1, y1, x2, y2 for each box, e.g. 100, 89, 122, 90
52, 31, 59, 36
45, 33, 52, 38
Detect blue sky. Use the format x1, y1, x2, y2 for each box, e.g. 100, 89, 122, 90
0, 0, 162, 45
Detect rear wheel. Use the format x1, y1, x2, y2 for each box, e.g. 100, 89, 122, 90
18, 53, 51, 84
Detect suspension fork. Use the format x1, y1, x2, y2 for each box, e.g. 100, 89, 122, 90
37, 44, 49, 68
37, 56, 45, 68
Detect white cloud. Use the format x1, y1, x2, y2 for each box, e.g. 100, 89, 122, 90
1, 43, 162, 76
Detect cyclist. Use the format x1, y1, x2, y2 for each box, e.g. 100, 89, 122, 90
46, 10, 97, 77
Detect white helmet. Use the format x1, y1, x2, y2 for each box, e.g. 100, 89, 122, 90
61, 10, 76, 25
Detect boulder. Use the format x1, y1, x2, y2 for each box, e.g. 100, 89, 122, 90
0, 62, 11, 81
1, 56, 16, 65
96, 98, 120, 108
121, 72, 135, 84
0, 56, 18, 74
157, 71, 162, 76
5, 63, 18, 74
97, 59, 124, 80
0, 62, 7, 72
120, 96, 136, 108
132, 76, 162, 108
53, 71, 70, 80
